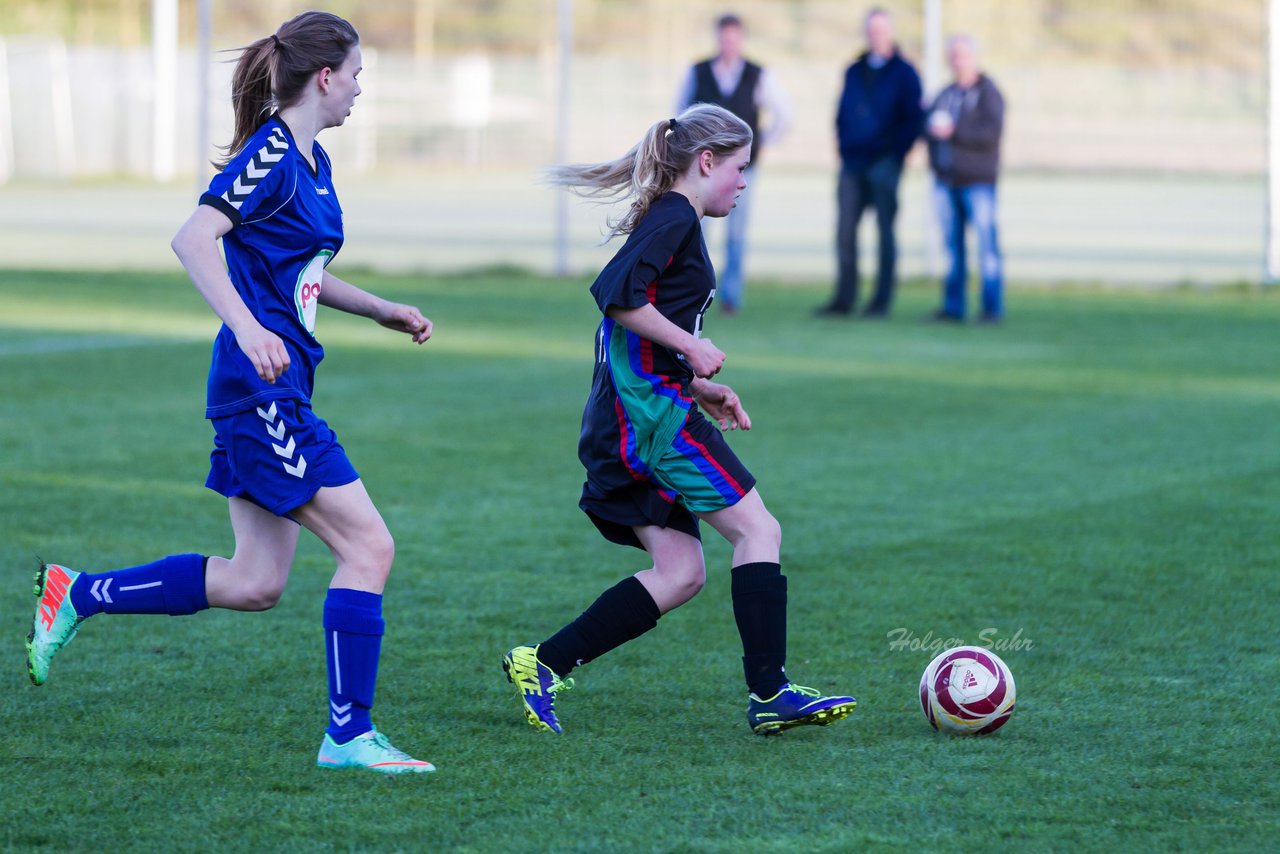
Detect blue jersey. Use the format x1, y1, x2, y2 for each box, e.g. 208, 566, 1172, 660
199, 116, 344, 419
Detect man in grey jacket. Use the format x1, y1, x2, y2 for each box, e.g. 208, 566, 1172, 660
926, 34, 1006, 322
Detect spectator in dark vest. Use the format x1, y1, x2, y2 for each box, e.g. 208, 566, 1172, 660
926, 34, 1006, 323
818, 7, 923, 318
676, 13, 793, 315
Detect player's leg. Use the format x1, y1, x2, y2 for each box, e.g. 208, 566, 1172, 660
697, 488, 785, 695
660, 412, 854, 736
531, 522, 702, 678
647, 413, 786, 700
291, 480, 434, 773
633, 524, 707, 613
699, 491, 857, 735
205, 496, 301, 609
503, 526, 696, 734
26, 496, 300, 687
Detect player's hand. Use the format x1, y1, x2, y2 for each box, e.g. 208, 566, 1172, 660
234, 321, 290, 384
693, 380, 751, 431
685, 338, 725, 378
373, 300, 433, 344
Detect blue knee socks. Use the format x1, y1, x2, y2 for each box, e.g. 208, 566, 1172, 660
323, 588, 384, 744
69, 553, 209, 617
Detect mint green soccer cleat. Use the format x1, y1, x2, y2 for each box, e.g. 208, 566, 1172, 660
502, 644, 574, 733
27, 563, 86, 686
316, 728, 436, 774
747, 683, 858, 736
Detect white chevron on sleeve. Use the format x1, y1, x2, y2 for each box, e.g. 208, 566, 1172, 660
244, 159, 270, 180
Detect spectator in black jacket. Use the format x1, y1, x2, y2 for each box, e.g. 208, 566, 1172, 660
818, 7, 923, 318
926, 34, 1006, 323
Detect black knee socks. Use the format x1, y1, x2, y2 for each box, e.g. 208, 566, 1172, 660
731, 562, 788, 698
537, 564, 787, 697
538, 576, 661, 677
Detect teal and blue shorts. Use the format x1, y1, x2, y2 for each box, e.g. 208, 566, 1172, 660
581, 408, 756, 549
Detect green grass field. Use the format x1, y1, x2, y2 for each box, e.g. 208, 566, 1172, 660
2, 269, 1278, 851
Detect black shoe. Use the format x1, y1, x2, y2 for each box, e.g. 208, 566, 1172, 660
929, 309, 964, 324
977, 312, 1002, 325
860, 307, 889, 319
814, 303, 852, 318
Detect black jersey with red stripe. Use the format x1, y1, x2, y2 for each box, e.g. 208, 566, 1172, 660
579, 192, 717, 496
587, 192, 716, 381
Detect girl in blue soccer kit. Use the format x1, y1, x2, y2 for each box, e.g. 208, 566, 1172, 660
503, 104, 857, 736
26, 12, 435, 773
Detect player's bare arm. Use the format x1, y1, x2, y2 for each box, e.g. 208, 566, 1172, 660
689, 378, 752, 431
172, 204, 290, 384
606, 303, 724, 377
319, 271, 433, 344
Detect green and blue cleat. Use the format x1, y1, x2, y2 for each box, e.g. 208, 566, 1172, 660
316, 728, 435, 774
747, 683, 857, 736
502, 644, 573, 734
27, 563, 86, 686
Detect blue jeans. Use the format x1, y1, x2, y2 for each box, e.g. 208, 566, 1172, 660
717, 168, 753, 311
935, 182, 1003, 318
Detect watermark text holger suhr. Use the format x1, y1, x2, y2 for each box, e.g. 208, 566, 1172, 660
886, 627, 1035, 653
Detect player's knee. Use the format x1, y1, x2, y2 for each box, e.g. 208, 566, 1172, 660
351, 527, 395, 580
376, 529, 395, 573
763, 512, 782, 551
240, 576, 288, 611
680, 562, 707, 600
652, 553, 705, 605
741, 510, 781, 552
672, 558, 707, 602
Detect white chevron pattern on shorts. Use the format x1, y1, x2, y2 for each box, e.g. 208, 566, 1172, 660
256, 402, 307, 479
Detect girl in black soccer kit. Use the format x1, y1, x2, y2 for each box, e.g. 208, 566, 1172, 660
503, 104, 857, 736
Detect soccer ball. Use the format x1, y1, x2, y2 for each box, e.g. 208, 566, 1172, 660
919, 646, 1016, 735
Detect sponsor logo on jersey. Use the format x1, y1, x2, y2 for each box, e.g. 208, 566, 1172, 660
295, 249, 334, 334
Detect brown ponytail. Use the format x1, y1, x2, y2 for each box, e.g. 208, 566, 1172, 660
546, 103, 752, 239
216, 11, 359, 168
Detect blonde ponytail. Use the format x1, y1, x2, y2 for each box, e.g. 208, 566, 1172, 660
547, 103, 752, 239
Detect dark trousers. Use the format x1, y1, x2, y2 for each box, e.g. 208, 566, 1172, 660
833, 157, 903, 313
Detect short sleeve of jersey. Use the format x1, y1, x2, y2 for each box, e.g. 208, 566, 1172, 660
590, 213, 696, 313
199, 123, 292, 228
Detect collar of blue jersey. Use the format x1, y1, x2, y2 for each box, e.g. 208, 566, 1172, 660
266, 113, 322, 179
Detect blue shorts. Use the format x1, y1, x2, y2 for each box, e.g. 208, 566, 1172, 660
206, 399, 359, 516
